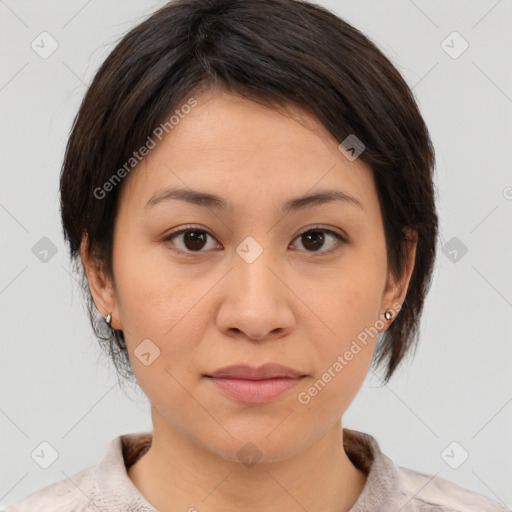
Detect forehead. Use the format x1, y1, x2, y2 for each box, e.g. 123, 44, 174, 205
118, 89, 378, 215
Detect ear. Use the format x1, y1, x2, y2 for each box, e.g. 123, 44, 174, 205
381, 227, 418, 324
80, 234, 122, 330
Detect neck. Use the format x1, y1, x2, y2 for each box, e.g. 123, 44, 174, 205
128, 414, 368, 512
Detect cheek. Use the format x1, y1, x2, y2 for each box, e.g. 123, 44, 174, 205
305, 261, 385, 392
316, 260, 385, 340
117, 268, 204, 345
303, 290, 378, 417
112, 232, 180, 327
112, 239, 211, 370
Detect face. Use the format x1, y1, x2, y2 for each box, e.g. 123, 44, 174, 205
83, 88, 416, 463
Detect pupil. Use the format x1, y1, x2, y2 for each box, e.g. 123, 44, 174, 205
303, 231, 324, 251
184, 231, 206, 250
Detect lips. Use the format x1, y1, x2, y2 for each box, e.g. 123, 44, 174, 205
204, 363, 307, 404
205, 363, 305, 380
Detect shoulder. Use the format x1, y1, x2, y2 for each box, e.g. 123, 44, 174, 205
4, 467, 99, 512
4, 432, 154, 512
343, 428, 510, 512
393, 463, 510, 512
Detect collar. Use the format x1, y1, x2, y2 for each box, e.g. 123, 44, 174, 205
93, 427, 399, 512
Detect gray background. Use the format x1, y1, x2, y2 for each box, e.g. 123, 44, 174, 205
1, 0, 511, 509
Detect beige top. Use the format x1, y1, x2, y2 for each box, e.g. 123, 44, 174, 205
5, 428, 509, 512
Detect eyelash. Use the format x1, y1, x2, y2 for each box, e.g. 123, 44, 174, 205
162, 225, 348, 256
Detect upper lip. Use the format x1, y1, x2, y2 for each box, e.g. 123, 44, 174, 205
206, 363, 305, 380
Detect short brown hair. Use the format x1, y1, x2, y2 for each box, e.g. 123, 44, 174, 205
60, 0, 439, 386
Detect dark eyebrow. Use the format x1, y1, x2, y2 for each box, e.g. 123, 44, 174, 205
282, 189, 363, 213
144, 186, 363, 212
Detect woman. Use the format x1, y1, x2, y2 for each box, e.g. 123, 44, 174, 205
6, 0, 508, 510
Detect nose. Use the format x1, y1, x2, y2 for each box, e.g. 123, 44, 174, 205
215, 244, 296, 342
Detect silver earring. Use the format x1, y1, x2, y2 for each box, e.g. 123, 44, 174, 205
384, 309, 393, 321
104, 312, 112, 326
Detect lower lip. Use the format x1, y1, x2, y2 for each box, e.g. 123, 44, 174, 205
205, 376, 304, 405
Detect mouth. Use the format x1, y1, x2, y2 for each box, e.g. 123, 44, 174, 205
205, 362, 306, 380
203, 363, 307, 405
204, 375, 306, 405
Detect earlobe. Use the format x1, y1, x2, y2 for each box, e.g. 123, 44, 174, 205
80, 234, 121, 329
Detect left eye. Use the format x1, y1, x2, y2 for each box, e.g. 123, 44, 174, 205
163, 226, 346, 254
290, 228, 346, 254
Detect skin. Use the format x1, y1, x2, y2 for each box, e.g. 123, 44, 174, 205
82, 88, 417, 512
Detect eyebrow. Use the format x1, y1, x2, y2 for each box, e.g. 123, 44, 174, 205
144, 186, 363, 213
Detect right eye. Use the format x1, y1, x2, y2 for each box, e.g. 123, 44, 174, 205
162, 226, 222, 254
